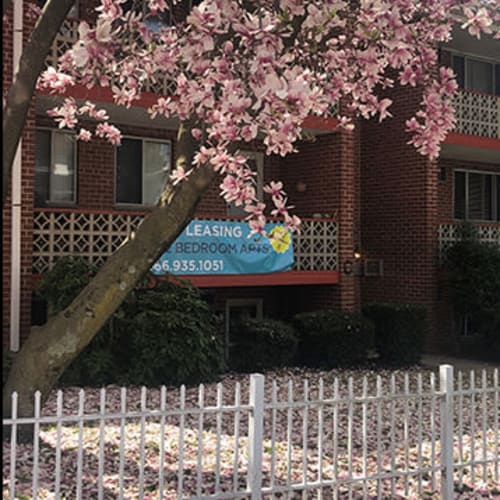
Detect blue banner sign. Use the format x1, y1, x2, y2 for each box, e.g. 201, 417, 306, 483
152, 219, 294, 275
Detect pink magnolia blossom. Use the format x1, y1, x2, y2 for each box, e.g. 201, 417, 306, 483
39, 0, 495, 233
170, 166, 193, 186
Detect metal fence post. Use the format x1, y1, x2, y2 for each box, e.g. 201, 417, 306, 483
440, 364, 454, 500
247, 374, 265, 500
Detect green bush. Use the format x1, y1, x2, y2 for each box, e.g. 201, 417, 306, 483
36, 257, 120, 386
37, 258, 225, 387
293, 310, 374, 368
229, 318, 298, 372
37, 256, 97, 314
363, 303, 427, 366
123, 280, 225, 386
447, 238, 500, 361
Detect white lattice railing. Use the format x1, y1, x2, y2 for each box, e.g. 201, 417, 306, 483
452, 90, 499, 139
45, 18, 177, 95
438, 222, 500, 263
33, 209, 338, 274
45, 18, 79, 69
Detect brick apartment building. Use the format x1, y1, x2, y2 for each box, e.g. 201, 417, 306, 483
3, 1, 499, 356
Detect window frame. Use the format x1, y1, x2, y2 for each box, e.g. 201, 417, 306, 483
226, 151, 264, 217
35, 127, 78, 207
450, 51, 498, 95
224, 298, 263, 360
114, 135, 172, 208
453, 168, 499, 223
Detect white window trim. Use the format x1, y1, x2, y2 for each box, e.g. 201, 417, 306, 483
114, 135, 172, 208
36, 127, 77, 206
453, 168, 499, 223
226, 151, 264, 216
224, 298, 263, 360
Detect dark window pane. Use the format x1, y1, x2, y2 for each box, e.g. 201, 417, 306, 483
483, 175, 492, 220
116, 139, 142, 204
466, 59, 493, 94
454, 171, 466, 219
452, 56, 465, 89
35, 130, 51, 206
468, 173, 493, 221
496, 64, 500, 96
468, 173, 483, 220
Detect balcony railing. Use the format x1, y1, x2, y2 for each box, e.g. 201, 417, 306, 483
45, 19, 177, 95
438, 223, 500, 264
33, 208, 338, 274
45, 19, 79, 69
452, 90, 499, 139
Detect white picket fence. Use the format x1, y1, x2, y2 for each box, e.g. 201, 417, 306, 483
2, 365, 499, 499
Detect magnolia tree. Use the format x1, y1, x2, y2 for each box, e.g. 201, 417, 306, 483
3, 0, 497, 422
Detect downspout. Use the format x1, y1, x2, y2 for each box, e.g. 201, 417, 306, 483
10, 0, 23, 352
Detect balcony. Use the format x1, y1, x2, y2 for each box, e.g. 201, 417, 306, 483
452, 90, 499, 139
32, 208, 339, 284
438, 223, 500, 264
45, 19, 176, 96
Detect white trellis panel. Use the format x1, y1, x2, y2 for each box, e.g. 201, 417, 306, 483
438, 223, 500, 264
33, 209, 339, 273
452, 91, 499, 139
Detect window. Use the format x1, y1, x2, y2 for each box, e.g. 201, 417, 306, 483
452, 54, 499, 95
115, 137, 171, 206
227, 152, 264, 217
35, 129, 77, 206
225, 298, 263, 359
454, 170, 499, 222
122, 0, 171, 30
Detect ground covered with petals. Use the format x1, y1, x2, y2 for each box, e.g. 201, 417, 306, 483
3, 366, 499, 499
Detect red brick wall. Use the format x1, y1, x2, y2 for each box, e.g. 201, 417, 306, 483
360, 84, 441, 350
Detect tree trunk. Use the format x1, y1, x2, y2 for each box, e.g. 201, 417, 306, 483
3, 0, 76, 206
3, 122, 215, 437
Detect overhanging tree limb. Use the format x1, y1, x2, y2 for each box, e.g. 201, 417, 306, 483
3, 120, 215, 430
2, 0, 76, 206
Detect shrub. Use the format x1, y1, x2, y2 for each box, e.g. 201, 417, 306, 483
37, 256, 97, 314
447, 239, 500, 361
122, 280, 225, 386
229, 318, 298, 372
37, 257, 122, 386
363, 303, 427, 366
37, 258, 225, 386
293, 310, 374, 368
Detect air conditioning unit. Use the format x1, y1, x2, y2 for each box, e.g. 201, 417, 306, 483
364, 259, 384, 277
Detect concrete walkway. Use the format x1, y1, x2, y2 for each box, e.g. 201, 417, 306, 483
420, 354, 500, 373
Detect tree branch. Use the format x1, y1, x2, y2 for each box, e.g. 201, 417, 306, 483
3, 121, 217, 422
3, 0, 76, 206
